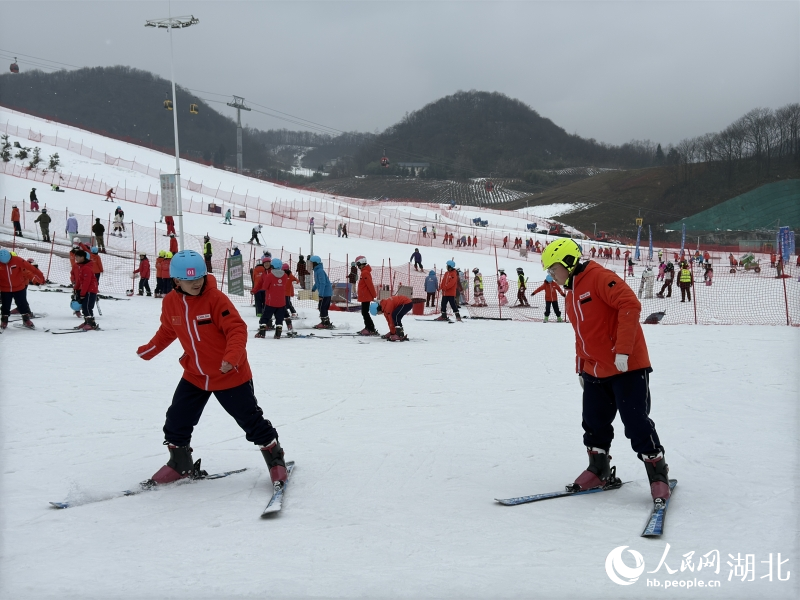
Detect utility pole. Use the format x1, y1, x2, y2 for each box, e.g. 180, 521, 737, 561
227, 96, 251, 174
145, 13, 199, 251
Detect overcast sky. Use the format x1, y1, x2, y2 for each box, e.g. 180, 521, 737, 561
1, 1, 798, 146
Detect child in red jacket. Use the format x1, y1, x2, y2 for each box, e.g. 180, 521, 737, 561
136, 250, 287, 489
251, 257, 288, 338
0, 249, 44, 329
73, 248, 100, 330
371, 294, 412, 341
530, 274, 565, 322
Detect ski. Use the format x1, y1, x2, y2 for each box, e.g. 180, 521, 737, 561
261, 461, 295, 517
50, 467, 248, 509
12, 323, 50, 332
641, 479, 678, 537
496, 481, 630, 506
415, 318, 454, 323
51, 327, 118, 334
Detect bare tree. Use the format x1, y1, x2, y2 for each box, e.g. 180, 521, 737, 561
676, 137, 697, 184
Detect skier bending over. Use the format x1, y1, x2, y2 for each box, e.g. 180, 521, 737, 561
136, 250, 288, 488
541, 238, 672, 507
371, 294, 412, 341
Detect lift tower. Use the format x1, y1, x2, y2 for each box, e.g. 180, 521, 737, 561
227, 96, 251, 174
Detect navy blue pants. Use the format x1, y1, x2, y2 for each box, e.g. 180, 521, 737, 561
1, 289, 31, 316
259, 305, 285, 327
81, 292, 97, 317
391, 303, 412, 328
440, 295, 460, 316
139, 278, 151, 293
580, 368, 662, 457
155, 277, 163, 295
164, 378, 278, 447
318, 296, 331, 318
285, 296, 295, 316
254, 290, 265, 315
544, 300, 561, 317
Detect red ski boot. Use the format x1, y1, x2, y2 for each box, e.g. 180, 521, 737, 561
260, 439, 287, 489
643, 451, 671, 506
566, 447, 621, 492
148, 444, 205, 486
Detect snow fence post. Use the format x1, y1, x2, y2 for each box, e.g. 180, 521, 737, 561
45, 234, 56, 282
494, 245, 502, 320
220, 248, 229, 291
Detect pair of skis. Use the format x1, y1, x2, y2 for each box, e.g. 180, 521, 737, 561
496, 479, 678, 537
50, 461, 295, 516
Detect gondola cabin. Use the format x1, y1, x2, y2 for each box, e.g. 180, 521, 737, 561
484, 180, 494, 193
380, 155, 389, 168
10, 58, 19, 74
189, 103, 199, 115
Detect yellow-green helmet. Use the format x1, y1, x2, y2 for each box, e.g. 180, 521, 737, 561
541, 238, 582, 271
158, 250, 166, 258
165, 251, 173, 259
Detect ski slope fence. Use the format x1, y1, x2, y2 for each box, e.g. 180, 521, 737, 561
2, 202, 798, 326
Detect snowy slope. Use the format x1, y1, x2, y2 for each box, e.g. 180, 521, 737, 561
0, 109, 798, 600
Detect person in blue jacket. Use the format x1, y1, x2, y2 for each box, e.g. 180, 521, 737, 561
424, 270, 438, 307
310, 255, 334, 329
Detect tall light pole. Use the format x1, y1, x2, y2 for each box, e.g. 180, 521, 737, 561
145, 13, 199, 251
227, 96, 251, 174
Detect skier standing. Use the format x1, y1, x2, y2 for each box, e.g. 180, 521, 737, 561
252, 258, 288, 339
410, 248, 423, 272
248, 224, 262, 245
531, 274, 565, 322
73, 248, 100, 330
435, 260, 461, 322
356, 256, 378, 335
471, 268, 486, 307
0, 249, 44, 330
347, 261, 358, 300
154, 251, 165, 298
164, 215, 176, 236
203, 236, 213, 274
136, 250, 287, 488
30, 188, 39, 211
169, 233, 178, 255
251, 257, 268, 317
657, 261, 666, 282
90, 246, 103, 285
296, 255, 308, 289
134, 252, 152, 296
515, 267, 529, 307
311, 255, 334, 329
424, 269, 438, 307
223, 209, 232, 225
11, 205, 22, 237
92, 218, 106, 252
66, 213, 79, 238
342, 223, 348, 238
160, 252, 173, 297
678, 262, 693, 302
282, 262, 299, 336
497, 268, 509, 306
540, 238, 672, 506
656, 262, 674, 298
34, 209, 51, 242
371, 295, 412, 341
112, 213, 124, 237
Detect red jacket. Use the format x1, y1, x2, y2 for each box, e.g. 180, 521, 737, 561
159, 258, 171, 279
284, 271, 298, 297
134, 258, 151, 279
565, 261, 650, 379
440, 269, 458, 295
76, 260, 99, 296
379, 295, 411, 333
169, 237, 179, 254
0, 256, 44, 292
357, 265, 377, 302
251, 264, 266, 286
137, 275, 252, 391
532, 280, 565, 301
11, 207, 20, 222
252, 269, 286, 308
91, 253, 103, 274
155, 257, 164, 278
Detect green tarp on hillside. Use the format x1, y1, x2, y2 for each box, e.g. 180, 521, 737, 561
665, 180, 800, 231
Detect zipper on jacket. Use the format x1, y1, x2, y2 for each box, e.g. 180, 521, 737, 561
182, 295, 209, 390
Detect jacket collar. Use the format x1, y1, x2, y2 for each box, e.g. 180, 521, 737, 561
564, 261, 590, 290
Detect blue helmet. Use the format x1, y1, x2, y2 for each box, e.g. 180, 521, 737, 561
0, 249, 10, 264
369, 301, 379, 316
169, 250, 207, 280
309, 255, 322, 265
70, 299, 82, 311
270, 257, 283, 270
91, 246, 99, 254
446, 260, 456, 269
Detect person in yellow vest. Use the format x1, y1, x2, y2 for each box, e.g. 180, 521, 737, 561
678, 261, 693, 302
203, 235, 213, 274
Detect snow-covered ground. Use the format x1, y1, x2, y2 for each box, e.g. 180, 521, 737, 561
517, 203, 597, 219
1, 108, 798, 599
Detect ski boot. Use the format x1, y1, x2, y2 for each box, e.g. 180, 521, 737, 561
643, 451, 671, 507
0, 315, 7, 330
455, 314, 462, 322
358, 328, 378, 336
388, 326, 408, 342
313, 316, 334, 329
260, 438, 288, 490
544, 316, 549, 323
138, 290, 144, 296
146, 292, 152, 297
255, 324, 267, 339
21, 313, 35, 329
291, 312, 298, 319
285, 330, 298, 338
434, 313, 451, 322
566, 447, 621, 492
78, 317, 99, 331
274, 324, 282, 339
557, 316, 563, 323
147, 444, 206, 486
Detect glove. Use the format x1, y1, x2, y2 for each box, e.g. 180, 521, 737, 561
579, 375, 584, 389
614, 354, 629, 373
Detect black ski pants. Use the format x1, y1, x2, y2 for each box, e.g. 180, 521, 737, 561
544, 300, 561, 317
259, 305, 285, 327
580, 368, 662, 457
285, 296, 296, 316
164, 378, 278, 447
81, 292, 97, 317
680, 285, 691, 302
426, 292, 435, 307
139, 278, 151, 294
254, 290, 265, 316
361, 301, 376, 332
1, 289, 31, 316
318, 296, 331, 318
658, 280, 673, 297
441, 295, 460, 317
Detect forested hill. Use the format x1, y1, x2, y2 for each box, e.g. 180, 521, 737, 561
0, 66, 278, 167
353, 91, 658, 177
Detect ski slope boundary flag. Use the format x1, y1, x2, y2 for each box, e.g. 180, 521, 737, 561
681, 223, 686, 255
634, 226, 642, 260
160, 174, 178, 217
227, 254, 244, 296
648, 225, 653, 261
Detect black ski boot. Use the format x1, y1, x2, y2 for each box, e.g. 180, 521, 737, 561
255, 324, 267, 339
21, 313, 35, 329
148, 444, 206, 486
643, 451, 671, 506
567, 447, 621, 492
260, 439, 287, 489
0, 315, 7, 330
274, 324, 282, 339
